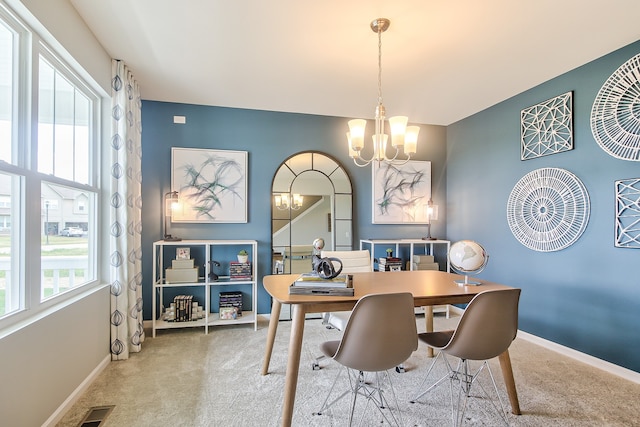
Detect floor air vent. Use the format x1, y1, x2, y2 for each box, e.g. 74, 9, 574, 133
78, 405, 114, 427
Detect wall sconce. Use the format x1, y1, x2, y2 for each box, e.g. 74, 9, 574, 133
164, 191, 181, 241
422, 199, 439, 240
274, 193, 303, 210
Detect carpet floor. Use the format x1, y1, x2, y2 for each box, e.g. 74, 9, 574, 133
56, 313, 640, 426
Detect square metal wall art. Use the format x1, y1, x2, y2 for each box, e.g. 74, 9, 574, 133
521, 91, 573, 160
615, 178, 640, 248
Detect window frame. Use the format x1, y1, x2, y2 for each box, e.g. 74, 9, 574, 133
0, 2, 103, 330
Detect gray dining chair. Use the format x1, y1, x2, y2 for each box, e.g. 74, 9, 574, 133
410, 288, 521, 426
313, 292, 418, 426
311, 249, 372, 370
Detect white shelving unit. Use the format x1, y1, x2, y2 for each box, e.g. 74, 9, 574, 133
359, 238, 451, 272
152, 239, 258, 337
360, 238, 451, 317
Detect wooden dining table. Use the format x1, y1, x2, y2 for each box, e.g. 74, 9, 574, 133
261, 270, 521, 427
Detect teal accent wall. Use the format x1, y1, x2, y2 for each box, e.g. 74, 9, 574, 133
141, 104, 447, 317
447, 40, 640, 372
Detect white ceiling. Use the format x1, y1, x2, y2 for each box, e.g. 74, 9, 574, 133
69, 0, 640, 126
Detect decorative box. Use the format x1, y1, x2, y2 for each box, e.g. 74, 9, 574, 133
165, 267, 198, 283
172, 258, 195, 269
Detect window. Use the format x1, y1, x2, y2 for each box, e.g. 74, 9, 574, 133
0, 3, 101, 321
0, 18, 14, 164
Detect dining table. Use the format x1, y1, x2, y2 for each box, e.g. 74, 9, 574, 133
261, 270, 521, 427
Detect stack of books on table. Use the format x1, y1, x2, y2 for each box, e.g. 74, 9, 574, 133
289, 273, 354, 296
410, 255, 440, 271
378, 257, 403, 272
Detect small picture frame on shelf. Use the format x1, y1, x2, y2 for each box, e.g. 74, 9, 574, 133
176, 247, 190, 260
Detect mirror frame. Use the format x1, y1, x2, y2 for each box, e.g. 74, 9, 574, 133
271, 151, 353, 274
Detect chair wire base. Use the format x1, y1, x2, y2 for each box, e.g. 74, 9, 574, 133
410, 353, 510, 426
314, 368, 404, 426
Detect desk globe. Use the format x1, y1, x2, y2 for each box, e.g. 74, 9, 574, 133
449, 240, 489, 285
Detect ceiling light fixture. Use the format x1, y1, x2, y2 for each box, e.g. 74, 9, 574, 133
347, 18, 420, 168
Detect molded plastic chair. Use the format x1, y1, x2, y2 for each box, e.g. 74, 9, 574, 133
311, 250, 372, 370
410, 288, 521, 426
314, 292, 418, 426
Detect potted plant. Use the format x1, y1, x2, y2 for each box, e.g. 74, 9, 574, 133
237, 249, 249, 263
385, 248, 393, 258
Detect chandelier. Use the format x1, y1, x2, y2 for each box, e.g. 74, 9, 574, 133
347, 18, 420, 167
274, 193, 303, 210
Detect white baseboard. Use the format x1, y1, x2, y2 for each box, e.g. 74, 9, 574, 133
42, 354, 111, 427
516, 330, 640, 384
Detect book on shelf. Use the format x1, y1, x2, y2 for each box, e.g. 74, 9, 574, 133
229, 261, 252, 280
293, 272, 353, 288
219, 291, 243, 317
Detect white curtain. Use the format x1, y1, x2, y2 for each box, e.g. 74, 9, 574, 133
110, 60, 144, 360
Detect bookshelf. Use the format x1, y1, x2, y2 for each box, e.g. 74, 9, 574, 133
152, 239, 258, 336
360, 238, 451, 317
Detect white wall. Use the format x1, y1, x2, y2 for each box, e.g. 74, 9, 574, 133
0, 286, 110, 426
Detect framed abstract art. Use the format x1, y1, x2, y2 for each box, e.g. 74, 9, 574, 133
372, 160, 431, 224
171, 147, 248, 223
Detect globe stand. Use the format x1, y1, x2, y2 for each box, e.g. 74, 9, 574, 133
455, 275, 481, 286
449, 240, 489, 287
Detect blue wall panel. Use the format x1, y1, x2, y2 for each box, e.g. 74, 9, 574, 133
447, 40, 640, 372
141, 103, 447, 316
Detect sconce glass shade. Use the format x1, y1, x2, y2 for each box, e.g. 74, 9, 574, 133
426, 202, 439, 223
164, 191, 181, 241
423, 200, 439, 241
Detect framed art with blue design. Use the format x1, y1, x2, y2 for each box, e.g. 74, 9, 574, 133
171, 147, 248, 223
372, 160, 431, 224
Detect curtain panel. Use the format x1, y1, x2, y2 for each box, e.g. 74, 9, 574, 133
110, 60, 144, 360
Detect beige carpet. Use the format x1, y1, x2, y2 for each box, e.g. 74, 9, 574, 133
56, 314, 640, 426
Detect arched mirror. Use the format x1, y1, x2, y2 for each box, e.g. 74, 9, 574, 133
271, 151, 353, 275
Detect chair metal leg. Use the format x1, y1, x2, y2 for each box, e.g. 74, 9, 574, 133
449, 359, 510, 426
316, 368, 403, 426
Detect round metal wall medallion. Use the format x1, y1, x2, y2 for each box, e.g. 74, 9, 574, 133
591, 53, 640, 161
506, 168, 590, 252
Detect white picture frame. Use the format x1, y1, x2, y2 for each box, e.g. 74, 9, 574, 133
176, 247, 190, 259
372, 161, 431, 224
171, 147, 248, 223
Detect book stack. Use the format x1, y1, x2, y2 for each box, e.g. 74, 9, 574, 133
410, 255, 440, 271
174, 295, 193, 322
165, 258, 199, 283
289, 273, 354, 296
378, 257, 403, 272
219, 291, 243, 319
229, 262, 252, 280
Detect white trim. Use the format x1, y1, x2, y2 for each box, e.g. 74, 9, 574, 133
41, 354, 111, 427
517, 330, 640, 384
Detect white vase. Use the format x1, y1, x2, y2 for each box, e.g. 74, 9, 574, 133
237, 255, 249, 263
